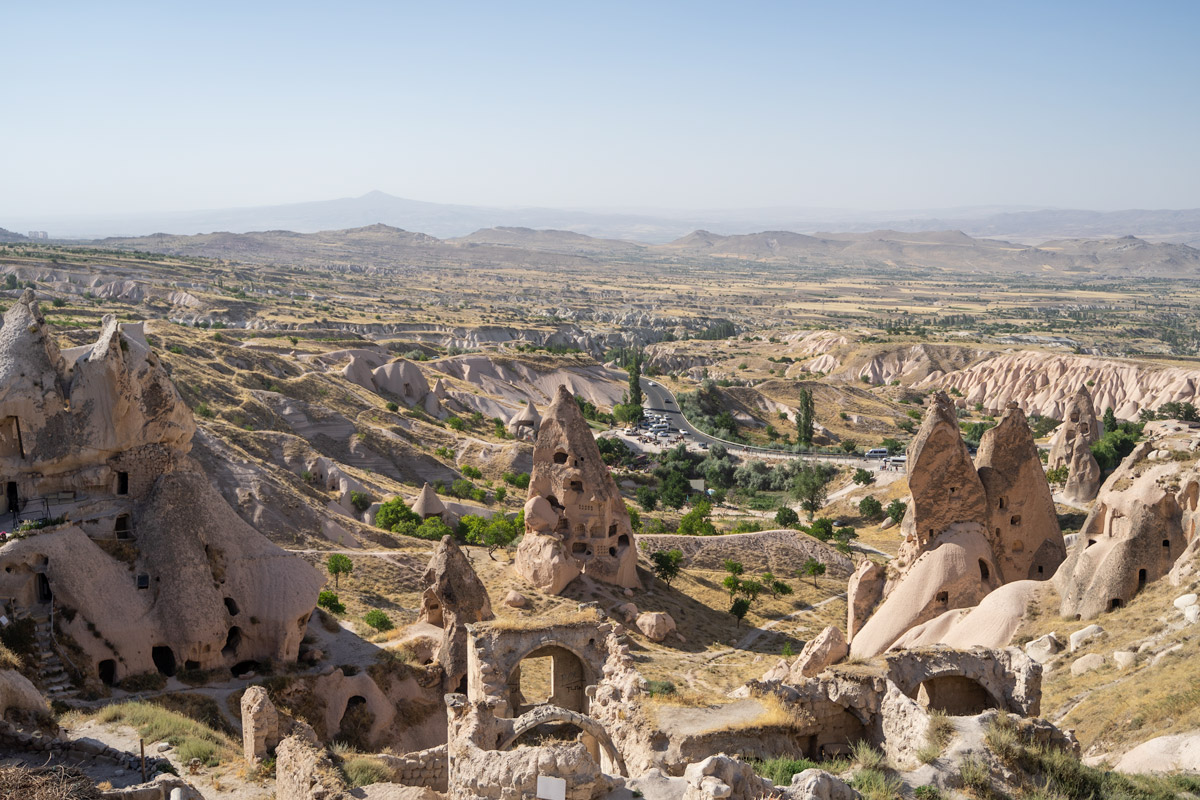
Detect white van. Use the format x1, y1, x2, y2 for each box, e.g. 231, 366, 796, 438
865, 448, 889, 459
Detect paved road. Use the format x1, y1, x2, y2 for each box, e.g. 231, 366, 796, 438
638, 377, 873, 465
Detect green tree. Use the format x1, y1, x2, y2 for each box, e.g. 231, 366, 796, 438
447, 416, 465, 431
797, 388, 816, 445
1045, 465, 1069, 484
348, 491, 372, 513
881, 438, 904, 455
841, 439, 858, 454
628, 350, 644, 409
774, 507, 800, 528
808, 517, 835, 541
722, 574, 742, 598
737, 579, 763, 601
363, 609, 393, 631
677, 501, 716, 536
650, 549, 684, 588
801, 557, 826, 587
326, 553, 353, 590
659, 471, 690, 509
886, 499, 907, 524
858, 495, 883, 520
375, 497, 420, 531
1102, 407, 1117, 434
730, 597, 751, 627
636, 485, 659, 511
792, 465, 831, 521
723, 559, 744, 576
852, 467, 875, 486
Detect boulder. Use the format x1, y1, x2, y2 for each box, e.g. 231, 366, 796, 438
616, 602, 639, 622
1025, 632, 1063, 664
513, 532, 580, 595
788, 769, 860, 800
1069, 624, 1105, 652
504, 590, 529, 609
1173, 593, 1198, 610
1070, 653, 1106, 676
787, 626, 848, 680
1187, 605, 1200, 625
1112, 651, 1137, 669
636, 612, 677, 643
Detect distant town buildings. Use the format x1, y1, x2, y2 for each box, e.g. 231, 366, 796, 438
27, 231, 48, 240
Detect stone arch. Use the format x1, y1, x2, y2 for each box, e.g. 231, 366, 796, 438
507, 643, 589, 714
498, 704, 627, 777
916, 675, 998, 715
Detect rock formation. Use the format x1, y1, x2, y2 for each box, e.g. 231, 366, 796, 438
976, 402, 1066, 581
0, 293, 322, 686
418, 536, 494, 692
514, 385, 639, 594
1047, 385, 1103, 503
241, 685, 280, 763
1057, 440, 1187, 619
893, 392, 990, 573
506, 400, 541, 440
846, 560, 884, 641
851, 394, 1064, 657
412, 482, 447, 520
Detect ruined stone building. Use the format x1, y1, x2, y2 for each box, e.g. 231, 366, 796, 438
851, 395, 1065, 657
0, 292, 321, 687
514, 385, 639, 594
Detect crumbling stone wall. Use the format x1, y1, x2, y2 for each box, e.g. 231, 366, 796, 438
465, 617, 613, 717
379, 744, 449, 792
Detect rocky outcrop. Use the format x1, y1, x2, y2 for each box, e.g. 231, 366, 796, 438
241, 685, 279, 763
852, 526, 999, 657
787, 626, 848, 680
514, 385, 639, 593
0, 296, 322, 686
1048, 386, 1103, 503
853, 395, 1064, 656
846, 560, 885, 642
976, 403, 1065, 581
506, 401, 540, 440
1056, 442, 1187, 619
894, 392, 989, 573
418, 536, 494, 691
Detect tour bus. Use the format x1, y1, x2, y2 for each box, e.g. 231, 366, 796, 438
865, 447, 889, 459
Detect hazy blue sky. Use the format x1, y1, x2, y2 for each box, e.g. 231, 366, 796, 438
4, 1, 1199, 217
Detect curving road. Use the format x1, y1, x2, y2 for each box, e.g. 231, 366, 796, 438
638, 377, 873, 465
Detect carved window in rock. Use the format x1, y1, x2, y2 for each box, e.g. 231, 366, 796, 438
936, 591, 948, 604
1011, 539, 1024, 553
403, 383, 413, 397
553, 451, 569, 465
1138, 568, 1148, 588
998, 496, 1007, 510
1010, 515, 1021, 527
978, 559, 990, 581
577, 504, 593, 513
568, 480, 583, 493
1080, 422, 1090, 436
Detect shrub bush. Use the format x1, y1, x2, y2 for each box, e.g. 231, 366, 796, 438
363, 610, 393, 632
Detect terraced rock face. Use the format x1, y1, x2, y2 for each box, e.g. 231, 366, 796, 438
925, 350, 1200, 422
514, 385, 640, 594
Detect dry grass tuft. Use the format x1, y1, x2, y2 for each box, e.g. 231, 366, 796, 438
0, 765, 101, 800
